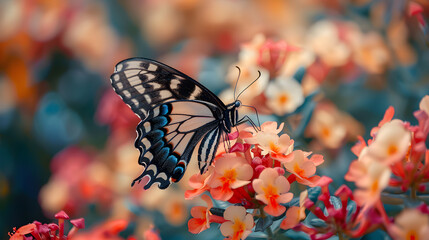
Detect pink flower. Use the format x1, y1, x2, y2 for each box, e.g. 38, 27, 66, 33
188, 195, 214, 234
283, 150, 323, 187
257, 38, 298, 75
294, 178, 381, 239
306, 103, 348, 149
220, 206, 254, 240
409, 2, 428, 40
209, 154, 253, 201
9, 211, 86, 240
264, 77, 304, 115
252, 168, 293, 216
96, 90, 139, 134
142, 225, 161, 240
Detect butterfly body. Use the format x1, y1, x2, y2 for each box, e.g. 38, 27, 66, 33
110, 58, 243, 189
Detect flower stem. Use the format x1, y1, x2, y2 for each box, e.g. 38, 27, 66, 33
338, 231, 345, 240
258, 205, 274, 240
411, 184, 417, 200
266, 226, 274, 240
376, 200, 390, 226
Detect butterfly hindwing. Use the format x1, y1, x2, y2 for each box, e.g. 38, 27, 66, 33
131, 100, 221, 189
198, 126, 222, 174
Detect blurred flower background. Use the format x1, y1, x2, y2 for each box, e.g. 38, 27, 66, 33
1, 0, 429, 239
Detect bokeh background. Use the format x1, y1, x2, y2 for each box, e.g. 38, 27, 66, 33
1, 0, 429, 239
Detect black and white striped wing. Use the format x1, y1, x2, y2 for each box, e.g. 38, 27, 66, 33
132, 100, 222, 189
110, 58, 227, 189
110, 58, 226, 120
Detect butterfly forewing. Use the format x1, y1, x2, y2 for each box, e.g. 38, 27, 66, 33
110, 58, 226, 120
110, 58, 229, 189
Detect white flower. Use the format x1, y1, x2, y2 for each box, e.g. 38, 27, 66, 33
265, 77, 304, 115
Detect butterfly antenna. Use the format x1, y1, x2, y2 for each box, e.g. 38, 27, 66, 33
236, 70, 261, 100
233, 66, 241, 101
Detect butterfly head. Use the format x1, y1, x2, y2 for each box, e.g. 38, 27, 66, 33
234, 100, 242, 108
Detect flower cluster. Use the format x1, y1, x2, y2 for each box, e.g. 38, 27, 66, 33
186, 121, 324, 239
9, 211, 85, 240
292, 95, 429, 240
3, 0, 429, 239
346, 95, 429, 208
220, 34, 308, 116
8, 210, 149, 240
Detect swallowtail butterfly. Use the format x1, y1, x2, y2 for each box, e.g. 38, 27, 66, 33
110, 58, 255, 189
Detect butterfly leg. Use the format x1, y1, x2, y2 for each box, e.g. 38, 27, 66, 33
241, 104, 261, 130
236, 115, 261, 132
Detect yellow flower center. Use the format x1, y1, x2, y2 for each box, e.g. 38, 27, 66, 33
231, 218, 246, 240
387, 144, 398, 156
263, 184, 280, 207
406, 229, 417, 240
321, 126, 331, 139
293, 163, 305, 177
221, 169, 237, 185
269, 141, 281, 153
371, 179, 379, 195
278, 94, 289, 105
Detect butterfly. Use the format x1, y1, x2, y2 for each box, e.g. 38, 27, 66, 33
110, 58, 258, 189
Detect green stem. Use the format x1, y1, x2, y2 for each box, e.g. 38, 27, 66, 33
266, 226, 274, 240
258, 205, 274, 240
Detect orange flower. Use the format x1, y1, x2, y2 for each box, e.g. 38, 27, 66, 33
252, 168, 293, 216
185, 167, 214, 199
9, 224, 36, 240
280, 190, 307, 230
73, 219, 128, 240
220, 206, 254, 240
188, 195, 213, 234
352, 32, 390, 74
370, 106, 395, 137
367, 120, 411, 165
283, 150, 323, 187
243, 121, 294, 158
306, 103, 347, 149
161, 193, 188, 226
352, 160, 391, 210
209, 154, 253, 201
389, 208, 429, 240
